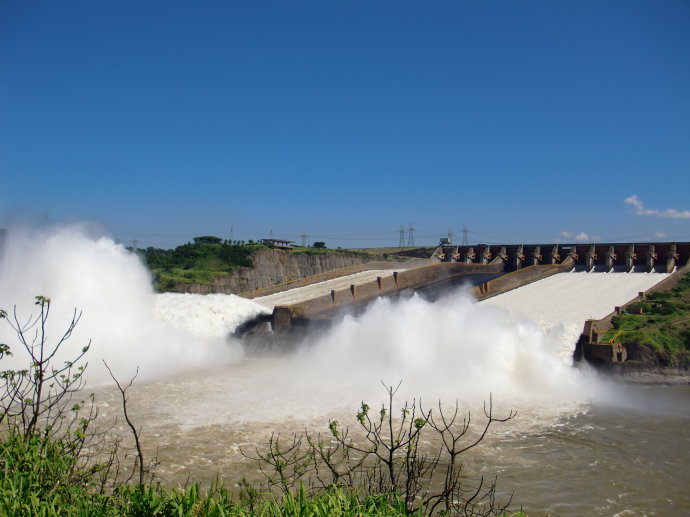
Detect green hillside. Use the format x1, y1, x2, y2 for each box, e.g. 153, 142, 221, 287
602, 272, 690, 367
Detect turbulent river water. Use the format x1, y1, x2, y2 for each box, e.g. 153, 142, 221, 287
1, 226, 688, 516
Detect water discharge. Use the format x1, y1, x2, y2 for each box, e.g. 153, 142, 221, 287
1, 225, 687, 515
0, 225, 268, 384
480, 268, 671, 362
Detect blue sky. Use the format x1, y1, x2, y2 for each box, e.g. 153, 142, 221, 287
1, 0, 689, 249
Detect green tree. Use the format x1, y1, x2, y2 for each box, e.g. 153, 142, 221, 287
192, 236, 223, 245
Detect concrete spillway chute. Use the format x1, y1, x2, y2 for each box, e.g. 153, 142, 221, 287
568, 247, 579, 264
431, 247, 445, 262
585, 244, 597, 272
626, 244, 637, 271
548, 244, 560, 265
668, 244, 679, 272
646, 245, 656, 272
512, 245, 525, 270
605, 245, 617, 271
479, 246, 491, 264
491, 246, 508, 266
530, 245, 542, 266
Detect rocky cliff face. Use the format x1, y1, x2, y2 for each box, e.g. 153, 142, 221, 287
178, 249, 383, 294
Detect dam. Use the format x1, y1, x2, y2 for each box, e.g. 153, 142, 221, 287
237, 242, 690, 366
1, 227, 689, 516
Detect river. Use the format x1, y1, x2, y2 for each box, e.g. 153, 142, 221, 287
1, 227, 688, 516
93, 356, 690, 517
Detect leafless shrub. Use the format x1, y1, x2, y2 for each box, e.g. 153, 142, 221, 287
244, 380, 516, 516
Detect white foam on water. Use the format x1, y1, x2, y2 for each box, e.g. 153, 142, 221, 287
285, 288, 599, 409
0, 225, 675, 432
0, 225, 268, 386
154, 293, 268, 340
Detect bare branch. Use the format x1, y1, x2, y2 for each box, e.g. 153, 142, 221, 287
103, 361, 146, 485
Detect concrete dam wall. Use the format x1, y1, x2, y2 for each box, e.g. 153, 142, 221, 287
176, 249, 426, 295
433, 242, 690, 273
266, 260, 573, 332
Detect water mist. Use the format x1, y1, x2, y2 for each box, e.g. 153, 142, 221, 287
0, 225, 268, 386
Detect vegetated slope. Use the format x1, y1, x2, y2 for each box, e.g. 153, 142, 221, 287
603, 272, 690, 369
140, 236, 392, 292
142, 238, 259, 291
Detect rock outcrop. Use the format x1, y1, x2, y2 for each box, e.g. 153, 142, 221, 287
176, 249, 390, 295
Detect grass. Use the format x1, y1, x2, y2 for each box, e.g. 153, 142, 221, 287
602, 272, 690, 365
0, 432, 405, 516
149, 246, 417, 291
1, 431, 530, 516
153, 268, 231, 290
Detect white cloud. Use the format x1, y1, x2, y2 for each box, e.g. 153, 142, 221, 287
558, 231, 599, 243
655, 232, 668, 238
624, 195, 690, 219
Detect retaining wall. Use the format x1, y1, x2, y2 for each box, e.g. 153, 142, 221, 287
284, 262, 503, 321
176, 249, 425, 295
241, 258, 428, 299
471, 258, 574, 300
576, 261, 690, 363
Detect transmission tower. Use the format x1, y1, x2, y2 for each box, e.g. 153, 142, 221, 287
229, 226, 234, 243
462, 225, 469, 246
448, 228, 453, 244
407, 223, 415, 247
399, 225, 406, 248
299, 233, 308, 247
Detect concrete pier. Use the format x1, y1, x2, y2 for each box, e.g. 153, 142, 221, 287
430, 242, 689, 274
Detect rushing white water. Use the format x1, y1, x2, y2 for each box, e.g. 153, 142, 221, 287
287, 289, 595, 406
2, 226, 686, 515
0, 225, 268, 385
480, 269, 671, 362
2, 225, 672, 415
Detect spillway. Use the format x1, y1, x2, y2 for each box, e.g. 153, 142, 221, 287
2, 226, 687, 516
253, 269, 395, 310
478, 269, 671, 360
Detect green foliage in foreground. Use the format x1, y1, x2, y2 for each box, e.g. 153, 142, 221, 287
0, 431, 395, 516
604, 272, 690, 365
0, 431, 527, 516
1, 296, 526, 516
